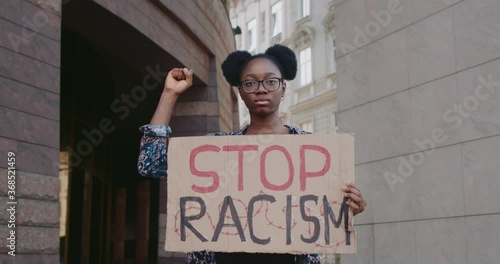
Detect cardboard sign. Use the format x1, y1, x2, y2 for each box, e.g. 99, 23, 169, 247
166, 133, 356, 254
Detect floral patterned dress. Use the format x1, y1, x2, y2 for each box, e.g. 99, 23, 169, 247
137, 124, 321, 264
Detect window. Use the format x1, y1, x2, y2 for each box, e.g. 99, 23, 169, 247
329, 38, 337, 74
247, 19, 257, 52
299, 47, 312, 86
271, 1, 282, 36
300, 0, 310, 18
299, 119, 314, 133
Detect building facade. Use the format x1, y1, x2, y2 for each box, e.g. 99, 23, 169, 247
0, 0, 237, 263
229, 0, 338, 134
336, 0, 500, 263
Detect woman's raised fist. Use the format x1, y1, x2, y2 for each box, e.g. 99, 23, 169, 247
164, 68, 194, 96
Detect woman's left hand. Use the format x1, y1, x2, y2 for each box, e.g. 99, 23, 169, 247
343, 183, 366, 216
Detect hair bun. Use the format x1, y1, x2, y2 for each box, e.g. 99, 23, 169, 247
265, 44, 297, 80
221, 50, 252, 86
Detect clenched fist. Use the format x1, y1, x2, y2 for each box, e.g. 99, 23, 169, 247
164, 68, 194, 96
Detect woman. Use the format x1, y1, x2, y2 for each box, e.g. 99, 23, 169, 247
137, 44, 366, 264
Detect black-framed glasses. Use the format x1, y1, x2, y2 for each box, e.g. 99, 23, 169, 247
239, 78, 283, 93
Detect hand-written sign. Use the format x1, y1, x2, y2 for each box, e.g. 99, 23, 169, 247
166, 134, 356, 254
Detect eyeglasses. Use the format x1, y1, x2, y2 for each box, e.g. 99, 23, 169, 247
239, 78, 283, 93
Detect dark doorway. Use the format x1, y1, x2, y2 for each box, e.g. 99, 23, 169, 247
59, 1, 184, 263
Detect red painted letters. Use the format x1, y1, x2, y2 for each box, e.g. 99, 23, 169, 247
190, 145, 220, 193
189, 144, 332, 192
222, 145, 259, 191
300, 145, 331, 191
260, 145, 294, 191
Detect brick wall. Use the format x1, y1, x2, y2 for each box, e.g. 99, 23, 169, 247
0, 0, 236, 263
93, 0, 238, 133
0, 0, 61, 263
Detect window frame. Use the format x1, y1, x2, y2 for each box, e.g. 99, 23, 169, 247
247, 18, 257, 52
300, 0, 310, 19
298, 118, 314, 133
299, 47, 312, 86
271, 1, 283, 37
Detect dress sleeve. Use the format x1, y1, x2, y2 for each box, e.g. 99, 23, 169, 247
137, 124, 172, 178
295, 254, 321, 264
187, 251, 216, 264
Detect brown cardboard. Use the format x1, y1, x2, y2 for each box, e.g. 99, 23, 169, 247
166, 133, 356, 254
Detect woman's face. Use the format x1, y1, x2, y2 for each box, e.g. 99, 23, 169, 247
238, 57, 286, 118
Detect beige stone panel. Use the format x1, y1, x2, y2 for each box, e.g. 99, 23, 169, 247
409, 75, 460, 152
370, 91, 411, 161
368, 29, 409, 101
456, 59, 500, 142
373, 221, 416, 264
364, 0, 407, 42
338, 103, 372, 165
465, 214, 500, 264
337, 47, 370, 112
406, 0, 461, 25
340, 224, 374, 264
335, 0, 368, 57
352, 163, 374, 225
407, 8, 455, 87
370, 156, 416, 223
462, 135, 500, 215
454, 0, 500, 71
413, 145, 464, 219
415, 218, 467, 264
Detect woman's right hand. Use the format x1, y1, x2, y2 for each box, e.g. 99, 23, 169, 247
164, 68, 194, 96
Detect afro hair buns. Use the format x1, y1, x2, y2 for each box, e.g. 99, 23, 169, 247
221, 44, 297, 86
264, 44, 297, 80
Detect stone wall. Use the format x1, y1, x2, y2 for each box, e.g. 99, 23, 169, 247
92, 0, 237, 134
0, 0, 237, 263
0, 0, 62, 263
336, 0, 500, 263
